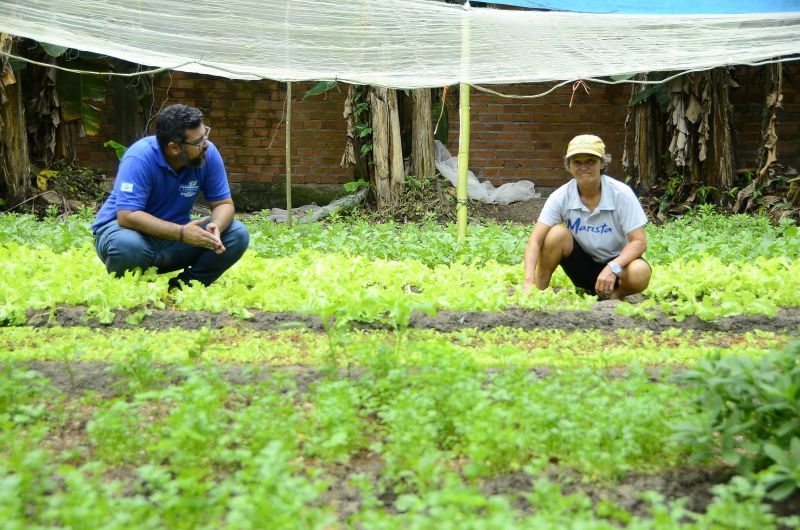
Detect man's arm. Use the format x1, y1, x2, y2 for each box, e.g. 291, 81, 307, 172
204, 198, 236, 254
117, 203, 233, 251
117, 210, 183, 240
207, 198, 235, 233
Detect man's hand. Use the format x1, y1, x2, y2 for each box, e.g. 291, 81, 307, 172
205, 221, 226, 254
595, 266, 617, 298
182, 218, 225, 253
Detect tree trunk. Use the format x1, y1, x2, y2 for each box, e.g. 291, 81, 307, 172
341, 85, 371, 184
666, 68, 736, 191
757, 63, 781, 183
369, 87, 404, 208
0, 34, 30, 203
704, 68, 736, 190
411, 88, 435, 179
623, 73, 662, 190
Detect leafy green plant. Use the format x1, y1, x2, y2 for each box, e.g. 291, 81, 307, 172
0, 365, 54, 426
103, 140, 128, 161
673, 341, 800, 500
760, 437, 800, 501
344, 178, 369, 193
36, 42, 109, 136
689, 476, 798, 529
302, 80, 337, 100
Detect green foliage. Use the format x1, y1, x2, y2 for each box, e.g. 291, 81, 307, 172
761, 438, 800, 501
2, 207, 799, 527
0, 336, 794, 528
39, 42, 69, 57
1, 209, 799, 325
56, 66, 107, 136
0, 365, 54, 426
103, 140, 128, 161
352, 86, 373, 162
302, 80, 337, 100
344, 178, 369, 192
1, 326, 786, 373
688, 476, 798, 529
673, 341, 800, 500
646, 205, 800, 265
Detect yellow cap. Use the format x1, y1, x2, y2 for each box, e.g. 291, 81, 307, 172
565, 134, 605, 159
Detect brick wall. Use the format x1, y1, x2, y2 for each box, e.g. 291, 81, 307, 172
442, 82, 630, 189
76, 64, 800, 198
729, 65, 800, 171
77, 74, 351, 187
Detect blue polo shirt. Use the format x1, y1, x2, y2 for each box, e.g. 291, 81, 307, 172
92, 136, 231, 233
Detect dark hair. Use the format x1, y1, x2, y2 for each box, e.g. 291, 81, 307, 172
155, 104, 204, 151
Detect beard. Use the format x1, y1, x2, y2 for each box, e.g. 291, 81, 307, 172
178, 147, 207, 168
188, 152, 206, 168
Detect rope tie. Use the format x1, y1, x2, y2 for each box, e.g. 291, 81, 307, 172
569, 79, 590, 108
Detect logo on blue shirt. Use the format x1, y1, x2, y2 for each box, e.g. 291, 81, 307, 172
567, 217, 614, 235
179, 180, 199, 198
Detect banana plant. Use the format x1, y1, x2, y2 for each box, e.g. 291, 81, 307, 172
42, 42, 108, 136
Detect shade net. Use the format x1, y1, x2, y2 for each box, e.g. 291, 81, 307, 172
0, 0, 799, 87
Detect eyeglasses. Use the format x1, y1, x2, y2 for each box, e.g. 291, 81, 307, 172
182, 125, 211, 148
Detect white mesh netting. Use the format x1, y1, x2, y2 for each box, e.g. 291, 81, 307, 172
0, 0, 798, 87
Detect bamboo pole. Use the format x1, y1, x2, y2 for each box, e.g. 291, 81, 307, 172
456, 3, 471, 241
456, 83, 470, 240
285, 82, 292, 226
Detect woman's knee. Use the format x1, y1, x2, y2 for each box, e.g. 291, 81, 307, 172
621, 259, 651, 293
543, 224, 573, 257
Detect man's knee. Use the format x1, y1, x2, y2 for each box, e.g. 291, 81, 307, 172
99, 228, 154, 275
222, 220, 250, 257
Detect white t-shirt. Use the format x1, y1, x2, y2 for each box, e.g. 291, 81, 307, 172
538, 175, 648, 263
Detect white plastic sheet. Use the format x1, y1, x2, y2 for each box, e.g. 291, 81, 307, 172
434, 140, 540, 204
0, 1, 798, 87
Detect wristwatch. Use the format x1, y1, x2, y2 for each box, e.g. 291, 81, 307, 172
609, 262, 623, 276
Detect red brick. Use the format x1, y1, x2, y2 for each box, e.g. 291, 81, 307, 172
75, 65, 800, 189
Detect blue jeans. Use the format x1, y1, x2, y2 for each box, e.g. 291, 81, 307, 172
94, 220, 250, 286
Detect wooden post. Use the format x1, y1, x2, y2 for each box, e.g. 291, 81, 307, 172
285, 82, 292, 226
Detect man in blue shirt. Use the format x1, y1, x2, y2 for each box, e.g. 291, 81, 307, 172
92, 104, 249, 289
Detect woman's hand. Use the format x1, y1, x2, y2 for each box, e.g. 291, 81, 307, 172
595, 266, 617, 298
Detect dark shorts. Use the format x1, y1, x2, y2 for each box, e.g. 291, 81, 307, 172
560, 239, 651, 295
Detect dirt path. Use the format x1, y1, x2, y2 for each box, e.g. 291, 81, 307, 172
23, 303, 800, 334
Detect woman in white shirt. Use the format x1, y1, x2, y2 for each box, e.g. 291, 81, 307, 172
523, 134, 652, 299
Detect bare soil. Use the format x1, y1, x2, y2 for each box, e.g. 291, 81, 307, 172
469, 197, 546, 225
25, 303, 800, 335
